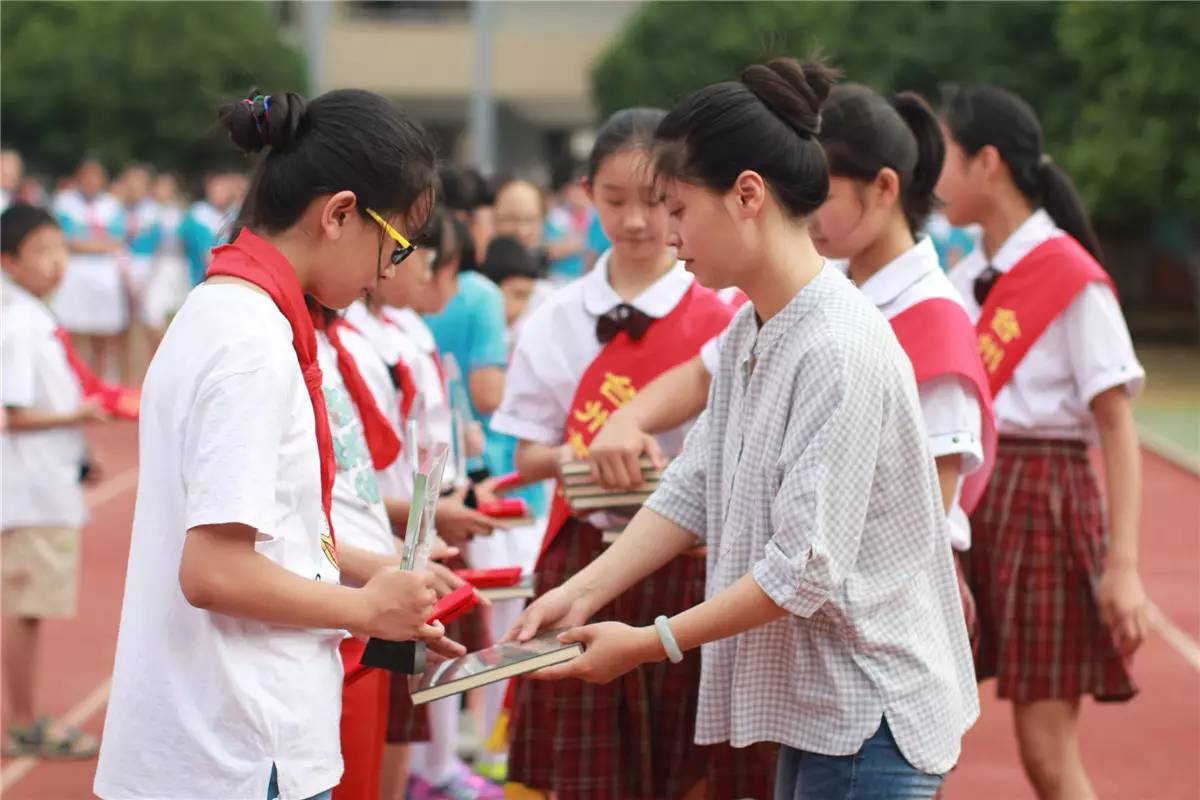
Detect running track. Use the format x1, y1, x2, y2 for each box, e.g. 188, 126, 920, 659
2, 423, 1197, 799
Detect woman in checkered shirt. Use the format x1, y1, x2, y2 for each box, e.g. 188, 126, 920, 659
506, 57, 978, 800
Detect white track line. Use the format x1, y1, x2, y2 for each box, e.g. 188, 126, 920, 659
1147, 601, 1200, 672
83, 466, 139, 509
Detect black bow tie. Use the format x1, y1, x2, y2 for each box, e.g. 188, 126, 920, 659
973, 264, 1000, 306
596, 303, 654, 344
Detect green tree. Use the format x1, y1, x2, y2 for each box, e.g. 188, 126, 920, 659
0, 0, 305, 178
590, 1, 1198, 228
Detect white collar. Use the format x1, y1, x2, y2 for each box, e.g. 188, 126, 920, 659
384, 306, 436, 352
990, 209, 1061, 273
581, 249, 693, 319
856, 238, 940, 308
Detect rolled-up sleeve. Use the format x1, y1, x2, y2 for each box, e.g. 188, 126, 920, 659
644, 406, 711, 541
752, 361, 882, 618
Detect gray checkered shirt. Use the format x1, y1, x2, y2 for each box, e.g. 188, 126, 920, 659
645, 266, 979, 775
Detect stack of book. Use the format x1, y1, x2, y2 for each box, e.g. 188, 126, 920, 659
560, 457, 666, 512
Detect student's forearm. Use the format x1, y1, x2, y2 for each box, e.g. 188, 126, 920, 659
468, 367, 505, 415
515, 440, 566, 483
667, 573, 789, 653
1093, 388, 1141, 567
618, 356, 711, 435
385, 498, 413, 530
934, 454, 962, 515
546, 237, 585, 261
4, 407, 84, 431
338, 543, 402, 586
569, 507, 697, 616
180, 528, 368, 631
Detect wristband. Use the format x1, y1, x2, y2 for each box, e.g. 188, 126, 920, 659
654, 615, 684, 664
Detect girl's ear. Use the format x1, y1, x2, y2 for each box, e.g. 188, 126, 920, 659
731, 170, 767, 219
320, 191, 359, 240
581, 176, 594, 204
873, 167, 902, 209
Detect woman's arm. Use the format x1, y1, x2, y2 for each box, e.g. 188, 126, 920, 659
1091, 386, 1148, 656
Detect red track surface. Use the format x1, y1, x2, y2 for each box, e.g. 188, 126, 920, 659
2, 426, 1197, 799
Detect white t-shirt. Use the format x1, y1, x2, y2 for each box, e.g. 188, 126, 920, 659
383, 306, 456, 485
94, 284, 344, 800
948, 210, 1144, 440
491, 251, 700, 456
0, 280, 87, 529
317, 327, 397, 583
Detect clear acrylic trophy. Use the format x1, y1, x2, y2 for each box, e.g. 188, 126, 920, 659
360, 439, 450, 675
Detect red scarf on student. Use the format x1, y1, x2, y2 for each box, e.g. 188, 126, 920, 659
316, 313, 403, 469
53, 329, 140, 420
206, 229, 338, 554
378, 314, 422, 420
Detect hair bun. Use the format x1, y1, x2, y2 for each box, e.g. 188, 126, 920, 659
220, 89, 307, 155
741, 57, 839, 138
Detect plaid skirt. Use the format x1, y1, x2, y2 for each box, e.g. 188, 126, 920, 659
509, 517, 776, 800
386, 670, 431, 743
964, 437, 1137, 704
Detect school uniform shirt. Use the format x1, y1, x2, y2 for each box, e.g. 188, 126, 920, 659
645, 265, 978, 775
949, 210, 1144, 440
94, 283, 344, 800
382, 305, 457, 485
316, 329, 397, 586
344, 302, 416, 500
855, 239, 983, 552
50, 190, 128, 335
0, 280, 87, 530
491, 251, 700, 457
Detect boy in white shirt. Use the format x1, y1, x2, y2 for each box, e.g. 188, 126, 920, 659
1, 204, 107, 759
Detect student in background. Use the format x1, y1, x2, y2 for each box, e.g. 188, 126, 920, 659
50, 157, 128, 382
140, 172, 189, 348
544, 175, 593, 284
0, 149, 23, 213
1, 204, 107, 760
939, 84, 1147, 800
113, 163, 161, 382
179, 171, 236, 288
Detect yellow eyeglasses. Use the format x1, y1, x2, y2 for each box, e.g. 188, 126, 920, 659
366, 208, 417, 266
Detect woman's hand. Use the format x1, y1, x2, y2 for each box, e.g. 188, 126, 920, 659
502, 584, 592, 644
530, 622, 665, 684
1097, 562, 1149, 657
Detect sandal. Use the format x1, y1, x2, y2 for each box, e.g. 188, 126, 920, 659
38, 726, 98, 760
2, 718, 45, 757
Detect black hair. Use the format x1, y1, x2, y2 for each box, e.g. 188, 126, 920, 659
587, 108, 667, 182
820, 84, 944, 234
449, 215, 476, 273
1, 203, 58, 254
480, 235, 540, 286
415, 205, 464, 274
654, 57, 839, 218
942, 85, 1103, 262
438, 165, 495, 214
219, 88, 437, 237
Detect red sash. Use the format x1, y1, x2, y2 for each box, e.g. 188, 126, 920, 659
376, 314, 422, 421
976, 236, 1113, 398
889, 298, 996, 514
537, 283, 733, 561
207, 229, 339, 567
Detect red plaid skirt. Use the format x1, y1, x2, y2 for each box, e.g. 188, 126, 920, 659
385, 670, 431, 743
965, 437, 1137, 704
509, 518, 776, 800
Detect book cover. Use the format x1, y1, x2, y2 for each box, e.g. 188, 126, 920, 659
411, 630, 583, 705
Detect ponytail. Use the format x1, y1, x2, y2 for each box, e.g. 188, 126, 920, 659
1037, 157, 1104, 262
820, 84, 944, 234
942, 85, 1103, 263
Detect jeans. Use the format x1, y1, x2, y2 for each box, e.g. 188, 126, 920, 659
775, 719, 944, 800
267, 764, 334, 800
